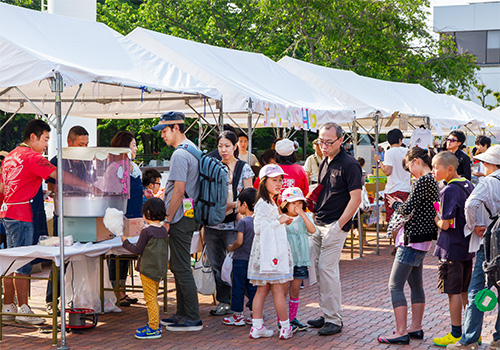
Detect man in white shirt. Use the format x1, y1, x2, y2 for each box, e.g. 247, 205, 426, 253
374, 129, 411, 224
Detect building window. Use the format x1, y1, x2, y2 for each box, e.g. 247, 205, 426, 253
443, 30, 500, 65
487, 31, 500, 64
455, 31, 487, 64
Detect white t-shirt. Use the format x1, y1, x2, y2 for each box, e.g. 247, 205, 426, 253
383, 147, 411, 194
409, 128, 433, 149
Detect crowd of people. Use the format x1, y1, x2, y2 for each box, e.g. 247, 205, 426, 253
1, 113, 500, 348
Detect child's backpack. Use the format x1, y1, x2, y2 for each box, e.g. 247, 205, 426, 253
176, 143, 229, 226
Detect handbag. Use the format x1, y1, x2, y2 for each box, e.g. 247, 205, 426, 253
221, 251, 233, 286
305, 184, 324, 213
387, 211, 410, 239
192, 245, 215, 295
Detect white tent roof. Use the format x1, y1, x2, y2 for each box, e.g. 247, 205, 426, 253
0, 3, 221, 119
277, 56, 486, 134
126, 28, 354, 129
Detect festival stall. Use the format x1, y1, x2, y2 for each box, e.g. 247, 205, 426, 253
0, 3, 221, 347
277, 56, 492, 254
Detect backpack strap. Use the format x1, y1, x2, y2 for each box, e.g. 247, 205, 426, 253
231, 160, 245, 201
175, 143, 202, 160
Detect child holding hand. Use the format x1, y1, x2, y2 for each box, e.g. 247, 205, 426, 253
247, 164, 294, 340
122, 198, 169, 339
280, 187, 317, 331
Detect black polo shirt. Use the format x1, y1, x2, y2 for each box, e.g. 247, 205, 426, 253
314, 148, 363, 231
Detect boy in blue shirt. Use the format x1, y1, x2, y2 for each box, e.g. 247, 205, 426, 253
431, 151, 474, 347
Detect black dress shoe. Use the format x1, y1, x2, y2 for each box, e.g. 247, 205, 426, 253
318, 322, 342, 336
408, 330, 424, 339
307, 316, 325, 328
377, 334, 410, 345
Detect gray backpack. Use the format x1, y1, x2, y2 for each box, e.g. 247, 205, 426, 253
176, 143, 229, 226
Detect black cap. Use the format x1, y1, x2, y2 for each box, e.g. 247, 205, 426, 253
151, 111, 185, 131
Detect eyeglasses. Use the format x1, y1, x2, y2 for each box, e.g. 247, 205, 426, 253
318, 137, 340, 147
446, 138, 458, 143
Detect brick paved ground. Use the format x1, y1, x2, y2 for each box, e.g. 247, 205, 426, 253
1, 235, 498, 349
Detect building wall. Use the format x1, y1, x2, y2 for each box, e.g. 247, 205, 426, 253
434, 2, 500, 107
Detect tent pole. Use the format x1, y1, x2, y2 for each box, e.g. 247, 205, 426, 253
247, 98, 253, 165
53, 73, 69, 350
218, 98, 224, 133
374, 112, 380, 255
353, 120, 363, 259
303, 130, 308, 161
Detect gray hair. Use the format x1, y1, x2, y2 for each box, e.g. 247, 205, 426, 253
320, 122, 343, 138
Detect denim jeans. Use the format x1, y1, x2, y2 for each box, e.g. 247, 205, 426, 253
461, 246, 500, 344
389, 246, 426, 308
2, 218, 33, 275
230, 259, 256, 313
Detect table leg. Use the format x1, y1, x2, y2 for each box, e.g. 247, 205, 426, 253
52, 262, 58, 346
100, 255, 104, 314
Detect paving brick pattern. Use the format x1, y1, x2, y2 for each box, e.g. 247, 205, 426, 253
1, 237, 498, 349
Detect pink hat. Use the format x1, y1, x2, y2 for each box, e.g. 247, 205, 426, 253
259, 164, 287, 179
281, 187, 307, 203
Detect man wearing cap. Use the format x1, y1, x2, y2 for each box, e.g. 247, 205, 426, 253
448, 145, 500, 350
307, 122, 362, 336
152, 112, 203, 332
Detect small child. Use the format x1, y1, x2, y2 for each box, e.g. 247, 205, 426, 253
431, 151, 474, 347
280, 187, 317, 331
247, 164, 294, 340
142, 169, 165, 200
223, 188, 258, 326
121, 198, 169, 339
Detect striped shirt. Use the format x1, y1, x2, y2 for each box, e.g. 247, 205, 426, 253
465, 168, 500, 252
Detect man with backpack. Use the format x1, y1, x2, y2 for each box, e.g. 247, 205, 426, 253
152, 112, 203, 332
448, 145, 500, 350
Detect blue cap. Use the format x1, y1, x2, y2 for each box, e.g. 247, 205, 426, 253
151, 111, 185, 131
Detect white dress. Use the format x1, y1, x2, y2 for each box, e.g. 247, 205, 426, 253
247, 199, 294, 286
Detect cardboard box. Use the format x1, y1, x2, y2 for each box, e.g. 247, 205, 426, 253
63, 217, 115, 243
123, 218, 144, 237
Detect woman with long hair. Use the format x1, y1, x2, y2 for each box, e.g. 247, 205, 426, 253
377, 147, 439, 345
205, 130, 254, 316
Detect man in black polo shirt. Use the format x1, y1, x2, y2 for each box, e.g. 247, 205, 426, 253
446, 130, 471, 180
307, 122, 362, 336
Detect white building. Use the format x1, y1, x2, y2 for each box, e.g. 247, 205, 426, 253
434, 1, 500, 106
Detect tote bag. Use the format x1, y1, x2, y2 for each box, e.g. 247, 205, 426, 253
192, 245, 215, 295
221, 251, 233, 286
259, 224, 290, 274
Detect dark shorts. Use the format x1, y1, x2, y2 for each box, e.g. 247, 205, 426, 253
437, 259, 473, 295
293, 266, 309, 280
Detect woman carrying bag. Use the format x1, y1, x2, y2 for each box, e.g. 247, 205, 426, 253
205, 131, 254, 316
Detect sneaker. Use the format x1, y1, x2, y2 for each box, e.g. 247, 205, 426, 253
434, 332, 461, 347
46, 302, 60, 316
491, 339, 500, 350
166, 318, 203, 332
245, 315, 252, 325
249, 326, 274, 339
280, 325, 293, 340
446, 342, 479, 350
307, 316, 325, 328
15, 304, 45, 325
160, 314, 183, 327
291, 318, 308, 332
2, 303, 17, 321
209, 303, 231, 316
223, 313, 245, 326
318, 322, 342, 336
135, 324, 161, 339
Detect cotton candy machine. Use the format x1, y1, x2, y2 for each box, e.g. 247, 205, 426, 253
54, 147, 132, 242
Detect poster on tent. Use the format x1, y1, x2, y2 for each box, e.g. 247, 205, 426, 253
275, 105, 284, 128
302, 108, 310, 131
263, 102, 273, 127
308, 109, 318, 132
288, 107, 302, 130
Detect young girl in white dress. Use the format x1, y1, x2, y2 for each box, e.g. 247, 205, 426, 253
247, 164, 294, 340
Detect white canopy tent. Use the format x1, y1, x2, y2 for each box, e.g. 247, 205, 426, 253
0, 3, 223, 348
277, 56, 487, 135
126, 28, 355, 131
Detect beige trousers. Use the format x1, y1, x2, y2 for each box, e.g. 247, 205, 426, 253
313, 221, 348, 326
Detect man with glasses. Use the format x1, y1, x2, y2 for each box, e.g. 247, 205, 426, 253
307, 122, 362, 336
446, 130, 471, 180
